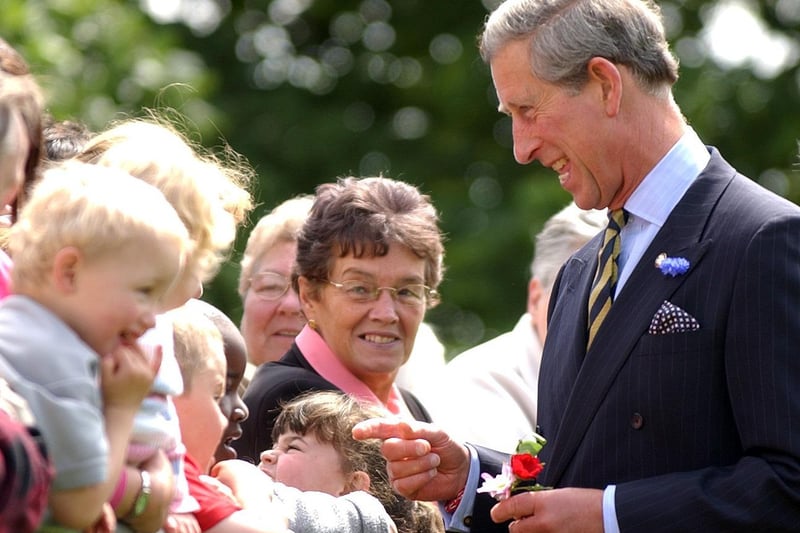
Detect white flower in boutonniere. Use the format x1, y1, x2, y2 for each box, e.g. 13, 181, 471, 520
655, 253, 690, 277
476, 433, 551, 501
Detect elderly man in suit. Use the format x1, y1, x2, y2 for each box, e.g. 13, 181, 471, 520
353, 0, 800, 531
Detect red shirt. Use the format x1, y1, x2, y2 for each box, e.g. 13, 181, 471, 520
184, 453, 241, 531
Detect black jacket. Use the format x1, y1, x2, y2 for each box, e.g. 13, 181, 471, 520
233, 343, 432, 463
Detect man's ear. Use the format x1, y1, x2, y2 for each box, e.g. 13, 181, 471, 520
587, 56, 622, 117
52, 246, 82, 293
346, 470, 371, 493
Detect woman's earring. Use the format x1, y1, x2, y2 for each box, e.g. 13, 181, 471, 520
308, 319, 317, 330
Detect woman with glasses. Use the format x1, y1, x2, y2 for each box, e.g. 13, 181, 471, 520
238, 195, 312, 383
233, 176, 444, 464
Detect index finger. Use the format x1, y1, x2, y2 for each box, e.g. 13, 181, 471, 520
352, 417, 420, 440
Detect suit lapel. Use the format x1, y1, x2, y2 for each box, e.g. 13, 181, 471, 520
538, 245, 597, 433
543, 151, 736, 485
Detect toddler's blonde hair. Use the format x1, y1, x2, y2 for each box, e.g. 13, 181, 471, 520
169, 300, 226, 392
9, 161, 190, 290
77, 116, 253, 282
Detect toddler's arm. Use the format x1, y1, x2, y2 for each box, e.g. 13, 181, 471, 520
48, 343, 158, 528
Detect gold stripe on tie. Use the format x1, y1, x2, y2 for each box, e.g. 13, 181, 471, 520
587, 209, 627, 348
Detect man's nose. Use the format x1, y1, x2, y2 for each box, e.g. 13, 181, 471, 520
512, 120, 539, 165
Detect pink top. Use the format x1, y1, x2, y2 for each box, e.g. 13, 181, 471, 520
296, 325, 410, 417
0, 250, 12, 301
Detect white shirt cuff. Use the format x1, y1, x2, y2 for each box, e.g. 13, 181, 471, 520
603, 484, 620, 533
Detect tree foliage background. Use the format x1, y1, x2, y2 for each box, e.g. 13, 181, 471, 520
3, 0, 800, 357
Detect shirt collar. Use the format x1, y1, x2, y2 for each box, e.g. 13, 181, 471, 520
625, 127, 710, 226
296, 325, 405, 415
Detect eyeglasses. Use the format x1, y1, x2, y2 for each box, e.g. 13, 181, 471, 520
323, 279, 439, 308
249, 272, 292, 301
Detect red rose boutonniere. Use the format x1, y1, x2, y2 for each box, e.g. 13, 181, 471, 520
476, 432, 550, 501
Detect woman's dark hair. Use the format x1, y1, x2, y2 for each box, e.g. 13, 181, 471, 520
293, 176, 445, 299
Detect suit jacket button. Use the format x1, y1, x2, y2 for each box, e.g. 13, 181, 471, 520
463, 516, 473, 527
630, 412, 644, 430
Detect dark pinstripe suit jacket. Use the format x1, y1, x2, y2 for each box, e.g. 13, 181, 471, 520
475, 149, 800, 531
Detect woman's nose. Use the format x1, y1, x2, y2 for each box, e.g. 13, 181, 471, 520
369, 290, 400, 323
277, 287, 302, 313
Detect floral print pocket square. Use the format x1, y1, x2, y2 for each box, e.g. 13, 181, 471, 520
648, 300, 700, 335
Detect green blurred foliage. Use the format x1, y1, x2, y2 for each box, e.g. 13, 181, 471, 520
3, 0, 799, 357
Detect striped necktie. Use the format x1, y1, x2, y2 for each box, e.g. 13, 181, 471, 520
587, 209, 627, 348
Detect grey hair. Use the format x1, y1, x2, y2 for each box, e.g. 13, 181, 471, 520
238, 195, 313, 298
479, 0, 678, 96
531, 202, 606, 291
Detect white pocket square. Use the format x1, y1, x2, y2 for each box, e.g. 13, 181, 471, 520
648, 300, 700, 335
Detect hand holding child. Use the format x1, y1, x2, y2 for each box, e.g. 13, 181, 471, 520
82, 502, 116, 533
209, 459, 275, 508
122, 450, 175, 533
